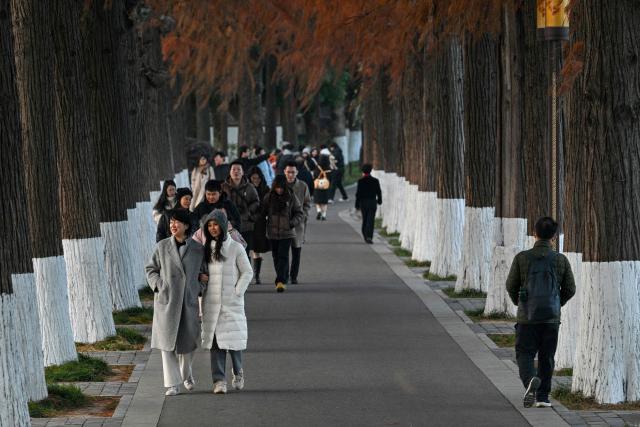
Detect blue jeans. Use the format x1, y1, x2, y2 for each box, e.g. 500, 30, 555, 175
210, 336, 242, 382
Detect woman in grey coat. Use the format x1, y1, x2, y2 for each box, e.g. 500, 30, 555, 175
145, 209, 205, 396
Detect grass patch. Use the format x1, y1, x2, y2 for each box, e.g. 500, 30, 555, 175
554, 368, 573, 377
29, 384, 88, 418
423, 272, 457, 282
138, 287, 154, 301
374, 218, 383, 229
343, 161, 362, 187
388, 238, 401, 247
487, 333, 516, 348
442, 287, 487, 299
404, 259, 431, 268
464, 308, 516, 322
379, 228, 400, 238
393, 247, 412, 257
113, 306, 154, 325
76, 327, 146, 352
552, 385, 640, 410
45, 354, 113, 383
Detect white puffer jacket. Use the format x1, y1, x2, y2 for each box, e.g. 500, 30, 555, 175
201, 237, 253, 351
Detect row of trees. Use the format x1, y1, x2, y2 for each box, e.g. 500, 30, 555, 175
365, 1, 640, 405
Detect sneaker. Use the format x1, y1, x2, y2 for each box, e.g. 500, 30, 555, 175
328, 199, 334, 204
339, 197, 349, 202
523, 377, 541, 408
165, 386, 179, 396
254, 276, 261, 285
290, 278, 298, 284
183, 378, 195, 391
321, 216, 327, 221
276, 282, 286, 293
365, 238, 373, 244
213, 381, 227, 394
535, 398, 552, 408
232, 372, 245, 390
316, 212, 322, 220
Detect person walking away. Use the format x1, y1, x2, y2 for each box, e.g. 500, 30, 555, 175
236, 145, 270, 175
199, 210, 253, 394
157, 188, 199, 242
506, 217, 575, 408
295, 155, 315, 198
212, 151, 230, 181
284, 161, 311, 284
145, 210, 205, 396
247, 167, 271, 284
223, 161, 260, 256
262, 175, 303, 292
312, 150, 333, 220
328, 142, 348, 202
355, 164, 382, 244
153, 180, 177, 224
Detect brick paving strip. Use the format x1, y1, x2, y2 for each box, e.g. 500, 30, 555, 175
355, 210, 640, 427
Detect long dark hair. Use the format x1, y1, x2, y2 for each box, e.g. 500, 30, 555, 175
154, 179, 177, 211
203, 220, 225, 262
247, 166, 269, 198
268, 175, 291, 214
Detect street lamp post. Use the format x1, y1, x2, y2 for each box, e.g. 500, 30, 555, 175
537, 0, 569, 250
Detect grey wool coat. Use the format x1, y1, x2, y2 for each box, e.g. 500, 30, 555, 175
287, 179, 311, 248
145, 237, 204, 353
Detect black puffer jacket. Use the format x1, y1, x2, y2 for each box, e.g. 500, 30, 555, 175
192, 192, 241, 230
262, 189, 304, 240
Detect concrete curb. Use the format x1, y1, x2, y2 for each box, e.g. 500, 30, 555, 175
121, 350, 165, 427
339, 208, 569, 427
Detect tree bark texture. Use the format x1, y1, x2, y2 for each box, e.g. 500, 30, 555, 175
463, 33, 497, 207
281, 83, 298, 146
434, 39, 464, 199
211, 102, 229, 153
264, 56, 278, 150
196, 93, 210, 142
0, 2, 33, 293
11, 0, 64, 258
185, 93, 198, 139
421, 49, 438, 193
238, 68, 264, 147
169, 81, 188, 171
400, 50, 426, 187
495, 4, 526, 220
567, 0, 640, 262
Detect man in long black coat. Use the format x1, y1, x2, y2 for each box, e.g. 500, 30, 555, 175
355, 164, 382, 244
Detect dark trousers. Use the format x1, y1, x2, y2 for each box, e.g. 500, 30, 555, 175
241, 230, 253, 257
515, 323, 559, 400
270, 238, 292, 284
210, 336, 242, 382
360, 199, 377, 240
329, 169, 348, 200
289, 246, 302, 281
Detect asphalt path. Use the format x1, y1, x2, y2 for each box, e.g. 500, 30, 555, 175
158, 202, 528, 427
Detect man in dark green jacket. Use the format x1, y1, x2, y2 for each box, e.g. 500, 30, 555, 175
506, 217, 575, 409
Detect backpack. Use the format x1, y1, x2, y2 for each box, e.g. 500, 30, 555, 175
520, 251, 560, 322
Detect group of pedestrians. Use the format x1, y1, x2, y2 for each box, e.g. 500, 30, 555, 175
145, 143, 339, 397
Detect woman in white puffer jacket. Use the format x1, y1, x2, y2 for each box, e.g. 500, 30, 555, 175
199, 209, 253, 394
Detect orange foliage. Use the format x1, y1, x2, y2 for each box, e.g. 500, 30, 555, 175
146, 0, 510, 104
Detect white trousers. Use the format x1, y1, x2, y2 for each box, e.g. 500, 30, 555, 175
161, 350, 195, 387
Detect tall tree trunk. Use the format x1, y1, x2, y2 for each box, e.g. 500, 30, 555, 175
11, 0, 77, 367
264, 56, 278, 150
0, 4, 35, 422
169, 81, 188, 174
281, 83, 298, 146
51, 0, 116, 343
83, 0, 141, 311
211, 100, 229, 153
485, 4, 527, 316
570, 0, 640, 404
196, 93, 210, 142
456, 32, 498, 293
430, 38, 465, 278
238, 68, 264, 148
185, 93, 198, 139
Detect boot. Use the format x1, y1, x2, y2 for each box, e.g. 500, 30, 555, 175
253, 258, 262, 284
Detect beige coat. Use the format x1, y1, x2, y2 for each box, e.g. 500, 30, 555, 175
201, 237, 253, 350
287, 179, 311, 248
190, 166, 216, 210
145, 237, 204, 352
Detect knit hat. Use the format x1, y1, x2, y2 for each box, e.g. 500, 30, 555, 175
320, 148, 331, 156
170, 209, 193, 231
204, 179, 223, 193
201, 209, 228, 241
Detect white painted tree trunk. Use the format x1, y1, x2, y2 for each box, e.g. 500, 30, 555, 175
484, 218, 527, 316
572, 261, 640, 403
0, 293, 31, 426
137, 200, 157, 272
455, 207, 495, 292
420, 192, 439, 262
372, 170, 385, 220
555, 252, 582, 369
430, 198, 465, 277
63, 237, 116, 343
33, 256, 77, 367
13, 274, 47, 401
381, 173, 397, 232
411, 191, 425, 261
127, 207, 147, 289
400, 185, 419, 251
348, 130, 362, 163
174, 169, 189, 188
100, 221, 141, 311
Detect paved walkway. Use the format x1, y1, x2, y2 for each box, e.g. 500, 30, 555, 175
126, 200, 540, 427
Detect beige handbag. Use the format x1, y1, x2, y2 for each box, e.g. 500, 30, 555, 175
314, 167, 330, 190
